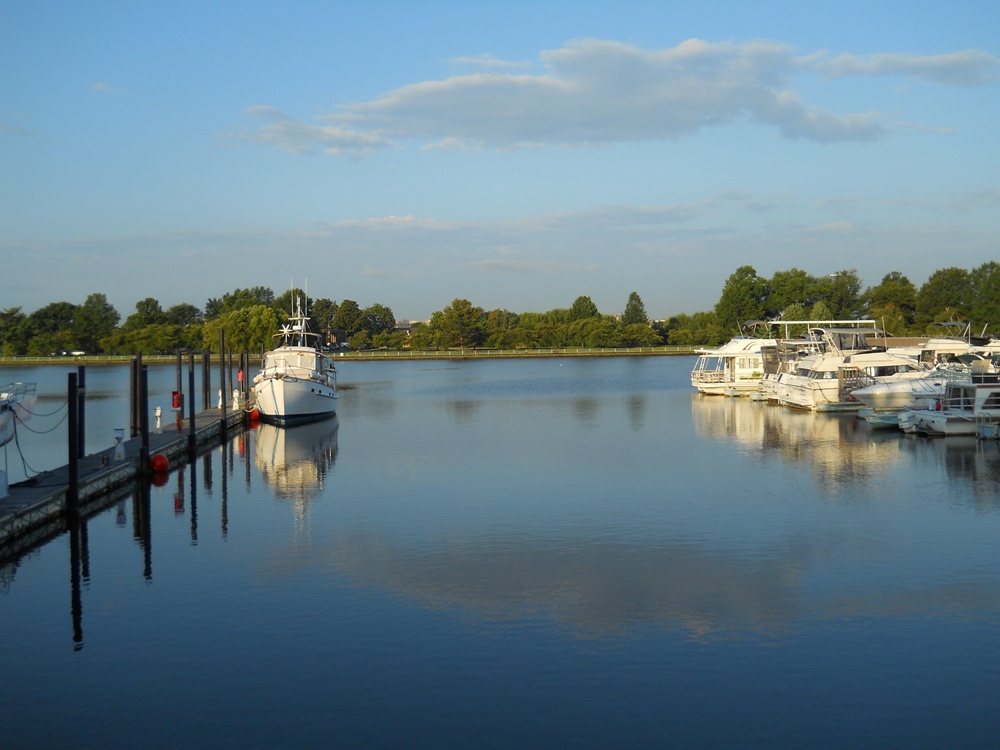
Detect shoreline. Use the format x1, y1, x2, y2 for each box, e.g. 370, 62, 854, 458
0, 346, 698, 367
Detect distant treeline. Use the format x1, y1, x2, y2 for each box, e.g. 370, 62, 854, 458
3, 263, 999, 357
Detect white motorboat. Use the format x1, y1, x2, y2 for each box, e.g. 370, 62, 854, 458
897, 367, 1000, 436
1, 382, 36, 498
770, 326, 928, 411
0, 382, 36, 449
251, 301, 338, 425
690, 335, 774, 396
851, 357, 992, 413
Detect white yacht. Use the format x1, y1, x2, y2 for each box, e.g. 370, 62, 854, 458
897, 366, 1000, 436
852, 357, 991, 413
769, 326, 928, 411
690, 335, 775, 396
251, 301, 338, 425
1, 382, 36, 498
0, 382, 36, 450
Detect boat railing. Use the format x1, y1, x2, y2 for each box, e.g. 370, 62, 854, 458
1, 382, 37, 402
263, 356, 317, 381
691, 370, 728, 384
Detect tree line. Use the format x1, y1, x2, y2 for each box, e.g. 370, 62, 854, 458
2, 262, 999, 356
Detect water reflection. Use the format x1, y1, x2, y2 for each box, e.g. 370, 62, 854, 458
899, 436, 1000, 510
691, 394, 906, 486
254, 418, 339, 507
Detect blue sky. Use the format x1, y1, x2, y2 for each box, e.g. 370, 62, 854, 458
2, 0, 998, 322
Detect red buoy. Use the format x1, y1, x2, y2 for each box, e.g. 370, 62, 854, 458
150, 453, 169, 472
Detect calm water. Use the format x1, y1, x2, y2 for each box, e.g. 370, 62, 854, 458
2, 357, 999, 749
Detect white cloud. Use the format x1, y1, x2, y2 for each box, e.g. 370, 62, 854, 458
448, 53, 533, 70
811, 49, 1000, 86
238, 105, 390, 156
238, 38, 996, 155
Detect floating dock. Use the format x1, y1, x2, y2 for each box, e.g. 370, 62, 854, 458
0, 406, 245, 561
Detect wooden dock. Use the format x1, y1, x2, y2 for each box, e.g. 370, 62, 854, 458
0, 406, 246, 561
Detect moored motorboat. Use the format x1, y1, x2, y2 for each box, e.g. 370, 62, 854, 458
768, 325, 928, 411
0, 382, 36, 449
1, 382, 37, 498
897, 367, 1000, 436
690, 335, 774, 396
251, 300, 338, 425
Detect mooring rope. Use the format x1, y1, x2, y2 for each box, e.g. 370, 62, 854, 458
15, 407, 69, 435
19, 399, 69, 419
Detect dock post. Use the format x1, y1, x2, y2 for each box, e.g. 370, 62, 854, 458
77, 365, 86, 458
67, 372, 79, 517
202, 350, 211, 411
188, 351, 196, 457
175, 351, 184, 422
130, 358, 138, 438
139, 365, 150, 473
219, 331, 227, 438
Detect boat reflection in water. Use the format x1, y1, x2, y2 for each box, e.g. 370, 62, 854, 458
691, 391, 908, 485
253, 417, 339, 509
691, 390, 1000, 504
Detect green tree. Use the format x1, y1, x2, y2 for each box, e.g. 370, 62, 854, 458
915, 267, 971, 328
122, 298, 165, 331
362, 303, 396, 336
0, 307, 28, 355
715, 266, 767, 331
485, 309, 522, 348
204, 305, 278, 354
568, 296, 599, 321
816, 269, 864, 318
865, 271, 917, 333
273, 288, 311, 320
439, 298, 487, 347
332, 299, 364, 335
74, 293, 120, 353
310, 298, 338, 340
766, 268, 815, 316
568, 317, 621, 348
205, 287, 274, 320
164, 303, 203, 326
407, 321, 439, 350
25, 301, 77, 354
621, 291, 648, 326
621, 323, 662, 347
968, 261, 1000, 333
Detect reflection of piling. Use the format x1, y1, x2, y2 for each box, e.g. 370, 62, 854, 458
69, 514, 84, 649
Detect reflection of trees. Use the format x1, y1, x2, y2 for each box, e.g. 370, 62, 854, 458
572, 397, 599, 426
447, 400, 478, 423
626, 394, 646, 431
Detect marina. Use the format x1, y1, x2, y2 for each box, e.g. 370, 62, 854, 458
2, 356, 999, 749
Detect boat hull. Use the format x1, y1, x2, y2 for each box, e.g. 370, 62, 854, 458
253, 377, 337, 425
